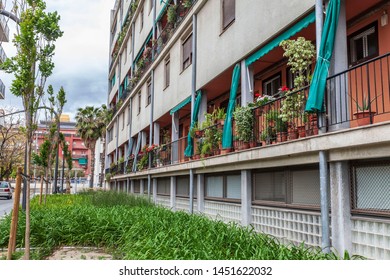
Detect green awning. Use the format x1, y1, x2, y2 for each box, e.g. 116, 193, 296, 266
184, 91, 202, 157
222, 63, 241, 149
156, 0, 170, 23
306, 0, 340, 112
245, 11, 315, 67
134, 29, 154, 64
170, 96, 191, 115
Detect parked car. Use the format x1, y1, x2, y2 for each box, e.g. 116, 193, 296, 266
0, 181, 13, 200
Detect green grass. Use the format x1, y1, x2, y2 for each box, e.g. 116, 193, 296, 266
0, 191, 354, 260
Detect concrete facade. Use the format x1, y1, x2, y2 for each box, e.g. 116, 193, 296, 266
106, 0, 390, 260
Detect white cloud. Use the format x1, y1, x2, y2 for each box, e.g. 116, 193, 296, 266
0, 0, 114, 122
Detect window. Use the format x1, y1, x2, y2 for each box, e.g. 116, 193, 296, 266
253, 168, 320, 207
157, 177, 170, 195
176, 176, 197, 197
140, 8, 144, 31
164, 56, 170, 88
134, 180, 140, 193
262, 73, 281, 96
182, 34, 193, 70
352, 162, 390, 213
138, 92, 141, 114
111, 73, 116, 88
348, 22, 378, 66
205, 174, 241, 200
108, 128, 113, 142
146, 79, 152, 106
286, 67, 310, 89
222, 0, 235, 30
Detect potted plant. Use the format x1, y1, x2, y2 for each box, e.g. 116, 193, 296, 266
183, 0, 192, 9
167, 4, 177, 24
233, 106, 254, 149
213, 107, 226, 126
279, 37, 315, 137
352, 94, 378, 126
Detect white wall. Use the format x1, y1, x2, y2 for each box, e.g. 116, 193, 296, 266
196, 0, 314, 88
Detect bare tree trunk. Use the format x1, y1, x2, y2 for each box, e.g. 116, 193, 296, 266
89, 142, 96, 189
89, 149, 95, 189
99, 139, 105, 188
24, 139, 32, 260
7, 166, 22, 260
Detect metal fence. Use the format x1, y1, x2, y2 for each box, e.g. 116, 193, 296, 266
351, 161, 390, 215
326, 52, 390, 128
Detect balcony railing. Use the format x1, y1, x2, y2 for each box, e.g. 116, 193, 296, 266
120, 0, 196, 98
325, 52, 390, 128
108, 52, 390, 179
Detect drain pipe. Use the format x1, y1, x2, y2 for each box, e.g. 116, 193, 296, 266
316, 0, 331, 253
189, 14, 197, 214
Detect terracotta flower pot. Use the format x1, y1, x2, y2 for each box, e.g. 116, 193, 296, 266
354, 111, 375, 126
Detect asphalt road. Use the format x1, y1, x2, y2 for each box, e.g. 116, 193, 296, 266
0, 196, 15, 217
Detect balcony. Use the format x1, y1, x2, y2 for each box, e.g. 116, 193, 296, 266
109, 52, 390, 178
0, 44, 6, 64
120, 0, 196, 98
0, 79, 5, 99
0, 15, 10, 42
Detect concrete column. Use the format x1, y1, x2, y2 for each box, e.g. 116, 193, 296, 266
170, 176, 176, 211
140, 179, 145, 195
241, 170, 252, 226
330, 161, 352, 255
172, 112, 179, 163
197, 174, 205, 213
126, 178, 129, 193
198, 92, 207, 124
153, 178, 158, 203
240, 61, 254, 106
329, 0, 349, 131
141, 131, 147, 148
153, 122, 160, 145
130, 179, 134, 193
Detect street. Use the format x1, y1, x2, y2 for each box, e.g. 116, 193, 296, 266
0, 196, 15, 217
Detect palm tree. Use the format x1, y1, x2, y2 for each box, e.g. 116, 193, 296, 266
75, 106, 107, 188
97, 105, 112, 188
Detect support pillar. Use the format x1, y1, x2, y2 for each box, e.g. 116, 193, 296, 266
140, 179, 145, 195
241, 60, 254, 106
170, 176, 176, 211
153, 178, 157, 203
126, 178, 129, 193
153, 122, 160, 145
198, 92, 207, 124
172, 112, 179, 163
329, 0, 349, 131
197, 174, 204, 213
130, 179, 134, 193
330, 161, 352, 255
241, 170, 252, 226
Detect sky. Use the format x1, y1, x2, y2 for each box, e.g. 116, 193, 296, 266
0, 0, 114, 121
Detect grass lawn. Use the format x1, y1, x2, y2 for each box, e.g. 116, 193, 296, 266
0, 191, 354, 260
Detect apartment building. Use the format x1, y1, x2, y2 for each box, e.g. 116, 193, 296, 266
0, 13, 10, 99
106, 0, 390, 259
35, 115, 92, 178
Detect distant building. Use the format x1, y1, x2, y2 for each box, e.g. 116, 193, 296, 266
0, 14, 10, 99
34, 114, 91, 178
